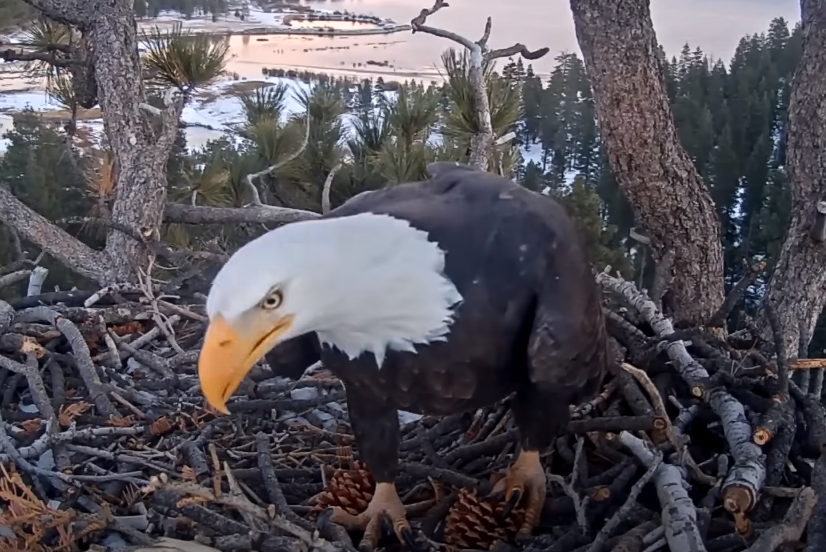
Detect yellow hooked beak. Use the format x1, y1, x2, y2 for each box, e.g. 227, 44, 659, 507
198, 314, 294, 414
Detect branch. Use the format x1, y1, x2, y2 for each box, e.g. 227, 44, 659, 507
163, 203, 320, 225
485, 44, 550, 63
598, 270, 766, 520
410, 0, 476, 50
618, 431, 707, 552
321, 163, 343, 215
0, 186, 115, 284
410, 1, 547, 170
0, 48, 79, 67
244, 108, 312, 206
707, 260, 766, 328
744, 487, 816, 552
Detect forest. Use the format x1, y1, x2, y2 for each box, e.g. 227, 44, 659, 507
0, 0, 825, 551
0, 17, 807, 345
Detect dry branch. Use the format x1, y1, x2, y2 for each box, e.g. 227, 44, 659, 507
321, 163, 343, 215
618, 431, 706, 552
598, 270, 766, 521
244, 109, 312, 206
410, 0, 548, 169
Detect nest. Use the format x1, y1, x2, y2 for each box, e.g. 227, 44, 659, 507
0, 270, 824, 552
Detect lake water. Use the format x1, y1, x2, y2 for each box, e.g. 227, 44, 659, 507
0, 0, 803, 90
221, 0, 802, 81
0, 0, 804, 153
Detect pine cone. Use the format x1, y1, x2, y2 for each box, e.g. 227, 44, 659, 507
444, 488, 525, 550
311, 460, 374, 518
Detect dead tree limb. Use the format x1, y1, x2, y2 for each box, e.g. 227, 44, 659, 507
244, 108, 312, 206
598, 271, 766, 523
618, 431, 707, 552
321, 163, 343, 215
0, 47, 79, 66
410, 0, 548, 169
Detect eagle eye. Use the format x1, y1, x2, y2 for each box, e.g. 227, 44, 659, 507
261, 289, 283, 310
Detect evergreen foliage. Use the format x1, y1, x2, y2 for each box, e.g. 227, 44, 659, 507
0, 16, 815, 349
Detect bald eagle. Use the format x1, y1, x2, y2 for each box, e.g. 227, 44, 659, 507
198, 163, 608, 546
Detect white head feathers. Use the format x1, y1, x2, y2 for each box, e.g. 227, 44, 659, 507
206, 212, 464, 367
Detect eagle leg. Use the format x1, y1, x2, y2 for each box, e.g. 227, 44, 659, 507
336, 395, 416, 550
499, 383, 572, 540
492, 449, 547, 540
330, 483, 416, 551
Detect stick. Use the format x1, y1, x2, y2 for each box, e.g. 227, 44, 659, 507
599, 272, 765, 519
619, 431, 707, 552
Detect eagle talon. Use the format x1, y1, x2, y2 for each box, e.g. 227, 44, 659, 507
492, 450, 546, 538
399, 525, 419, 551
331, 482, 415, 550
499, 488, 523, 522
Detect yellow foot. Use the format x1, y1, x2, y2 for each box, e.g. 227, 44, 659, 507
492, 450, 546, 541
330, 482, 416, 551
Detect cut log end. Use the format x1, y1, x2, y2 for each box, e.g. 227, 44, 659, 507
723, 485, 757, 518
753, 427, 773, 446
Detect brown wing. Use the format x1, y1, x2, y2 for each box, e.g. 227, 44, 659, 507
527, 241, 609, 405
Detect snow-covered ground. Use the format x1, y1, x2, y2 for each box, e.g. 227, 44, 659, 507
0, 76, 316, 154
0, 74, 410, 155
0, 75, 561, 194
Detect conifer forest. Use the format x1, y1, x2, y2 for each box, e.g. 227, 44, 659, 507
1, 0, 826, 551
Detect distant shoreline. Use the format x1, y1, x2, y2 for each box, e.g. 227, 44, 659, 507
137, 8, 411, 38
189, 24, 411, 37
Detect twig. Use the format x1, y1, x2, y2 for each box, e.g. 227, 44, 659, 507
586, 450, 663, 552
244, 107, 311, 206
548, 436, 589, 533
321, 163, 343, 215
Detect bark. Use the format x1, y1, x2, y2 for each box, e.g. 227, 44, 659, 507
569, 0, 725, 326
757, 0, 826, 355
163, 203, 320, 225
90, 1, 182, 281
0, 187, 114, 283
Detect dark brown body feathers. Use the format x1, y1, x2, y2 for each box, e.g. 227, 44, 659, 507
265, 163, 608, 481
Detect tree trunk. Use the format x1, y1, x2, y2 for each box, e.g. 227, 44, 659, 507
569, 0, 725, 325
91, 1, 180, 281
758, 0, 826, 355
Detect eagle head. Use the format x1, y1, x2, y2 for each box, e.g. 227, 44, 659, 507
198, 212, 463, 413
